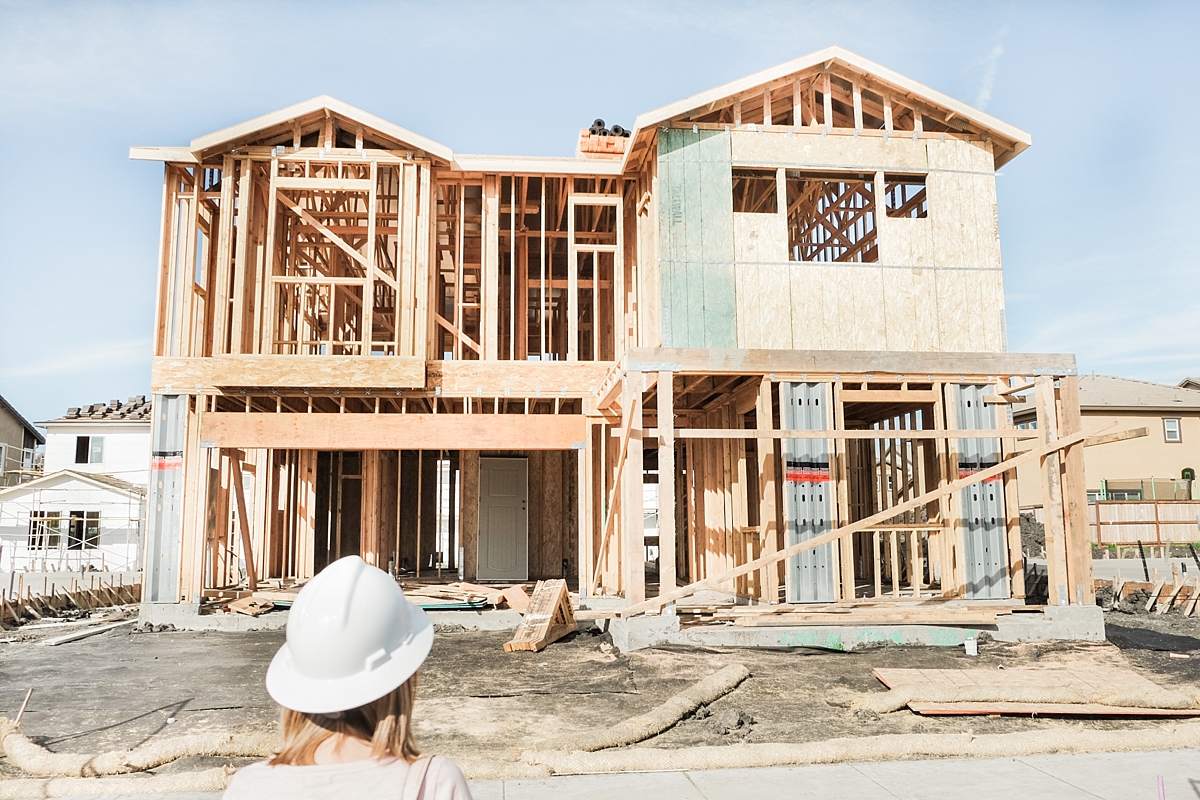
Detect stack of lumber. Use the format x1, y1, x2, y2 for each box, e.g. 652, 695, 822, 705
504, 580, 577, 652
871, 666, 1200, 717
676, 601, 1024, 628
402, 582, 530, 611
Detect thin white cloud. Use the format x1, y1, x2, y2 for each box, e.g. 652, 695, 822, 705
975, 27, 1009, 110
0, 339, 151, 380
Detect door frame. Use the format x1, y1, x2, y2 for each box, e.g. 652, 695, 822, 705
477, 456, 529, 580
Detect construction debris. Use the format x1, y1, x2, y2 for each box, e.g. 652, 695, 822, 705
558, 664, 750, 752
504, 580, 576, 652
860, 667, 1200, 715
228, 597, 274, 617
44, 619, 136, 647
0, 716, 276, 778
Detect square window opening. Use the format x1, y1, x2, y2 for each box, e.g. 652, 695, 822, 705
785, 172, 878, 263
731, 169, 778, 214
884, 175, 928, 219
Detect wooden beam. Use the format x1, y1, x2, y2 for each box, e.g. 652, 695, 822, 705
230, 455, 259, 591
624, 348, 1077, 378
200, 412, 586, 450
589, 388, 639, 595
620, 421, 1111, 616
657, 373, 677, 595
434, 313, 482, 355
652, 428, 1032, 441
1059, 376, 1094, 605
622, 376, 645, 603
756, 377, 779, 602
152, 355, 425, 390
1036, 376, 1069, 606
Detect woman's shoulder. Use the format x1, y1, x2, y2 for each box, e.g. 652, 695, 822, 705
420, 755, 474, 800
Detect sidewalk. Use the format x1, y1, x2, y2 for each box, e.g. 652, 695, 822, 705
73, 748, 1200, 800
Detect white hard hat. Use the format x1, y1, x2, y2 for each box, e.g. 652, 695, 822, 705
265, 556, 433, 714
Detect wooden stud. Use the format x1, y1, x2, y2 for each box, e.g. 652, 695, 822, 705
658, 372, 677, 593
1036, 376, 1069, 606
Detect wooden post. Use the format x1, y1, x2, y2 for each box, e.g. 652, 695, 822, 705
621, 374, 646, 604
756, 378, 780, 602
1058, 376, 1095, 604
578, 436, 591, 597
1036, 376, 1069, 605
483, 176, 500, 360
658, 373, 677, 593
230, 455, 259, 591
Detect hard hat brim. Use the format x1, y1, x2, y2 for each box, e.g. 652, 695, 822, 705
264, 604, 434, 715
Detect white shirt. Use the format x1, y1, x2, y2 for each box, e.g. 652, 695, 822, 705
222, 755, 474, 800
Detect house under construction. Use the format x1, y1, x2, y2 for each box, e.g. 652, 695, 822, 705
132, 46, 1124, 637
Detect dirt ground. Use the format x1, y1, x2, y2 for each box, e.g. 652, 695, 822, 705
2, 605, 1200, 776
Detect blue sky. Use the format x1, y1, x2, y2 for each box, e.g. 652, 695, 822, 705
1, 1, 1197, 423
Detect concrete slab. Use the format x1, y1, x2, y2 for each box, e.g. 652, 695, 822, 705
138, 603, 289, 632
138, 604, 524, 633
607, 605, 1105, 653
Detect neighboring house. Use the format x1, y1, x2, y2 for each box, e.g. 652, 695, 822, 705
1179, 378, 1200, 391
43, 397, 153, 485
131, 45, 1098, 621
0, 398, 150, 571
0, 394, 43, 488
1014, 375, 1199, 506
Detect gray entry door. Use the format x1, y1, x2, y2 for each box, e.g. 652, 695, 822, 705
478, 457, 529, 581
780, 382, 835, 603
956, 385, 1010, 599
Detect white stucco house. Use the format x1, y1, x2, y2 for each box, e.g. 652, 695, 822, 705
0, 397, 151, 571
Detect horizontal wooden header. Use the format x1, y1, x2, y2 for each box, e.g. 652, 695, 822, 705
152, 356, 425, 391
199, 412, 587, 450
623, 348, 1078, 378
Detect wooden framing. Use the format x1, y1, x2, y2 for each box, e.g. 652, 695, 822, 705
133, 49, 1103, 633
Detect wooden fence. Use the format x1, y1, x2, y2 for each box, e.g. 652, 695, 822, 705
1089, 501, 1200, 545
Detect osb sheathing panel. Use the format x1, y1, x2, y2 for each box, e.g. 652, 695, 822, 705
736, 262, 793, 349
729, 130, 930, 171
733, 212, 788, 262
734, 211, 792, 350
725, 131, 1005, 354
926, 139, 1002, 271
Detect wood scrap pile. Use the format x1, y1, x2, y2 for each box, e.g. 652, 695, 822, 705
402, 581, 531, 611
864, 666, 1200, 717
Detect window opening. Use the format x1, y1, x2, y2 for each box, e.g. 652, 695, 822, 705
1165, 418, 1182, 443
731, 169, 778, 213
67, 511, 101, 550
75, 436, 104, 464
786, 172, 878, 263
884, 175, 928, 218
28, 511, 62, 549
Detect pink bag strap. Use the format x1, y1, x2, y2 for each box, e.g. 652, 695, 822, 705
400, 755, 437, 800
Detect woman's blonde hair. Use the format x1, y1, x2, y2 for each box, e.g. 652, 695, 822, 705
270, 673, 420, 766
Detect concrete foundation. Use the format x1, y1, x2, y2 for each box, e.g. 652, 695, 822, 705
607, 605, 1105, 653
139, 602, 289, 631
139, 603, 524, 632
